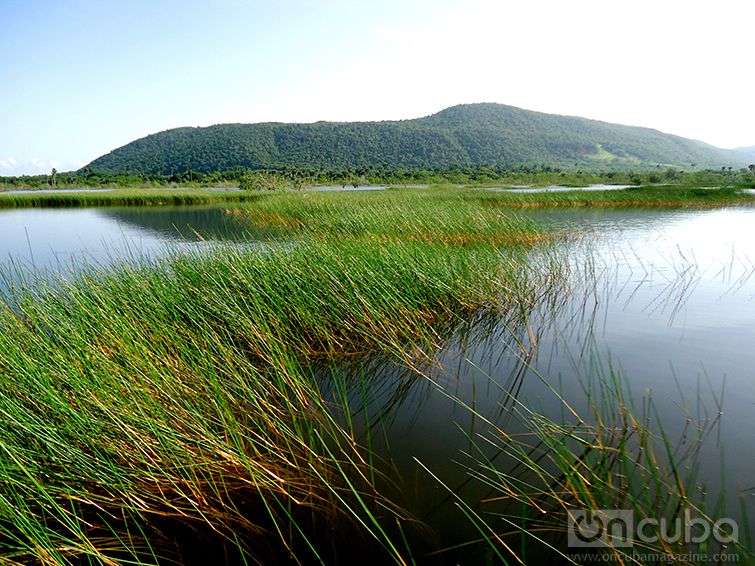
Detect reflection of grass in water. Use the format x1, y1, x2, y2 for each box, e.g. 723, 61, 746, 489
324, 247, 753, 564
437, 364, 750, 564
473, 255, 755, 564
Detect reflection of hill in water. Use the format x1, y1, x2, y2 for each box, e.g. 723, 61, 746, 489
100, 206, 250, 242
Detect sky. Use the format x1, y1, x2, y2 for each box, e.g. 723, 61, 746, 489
2, 0, 754, 175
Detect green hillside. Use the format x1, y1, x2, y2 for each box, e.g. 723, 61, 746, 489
84, 103, 743, 174
734, 146, 755, 163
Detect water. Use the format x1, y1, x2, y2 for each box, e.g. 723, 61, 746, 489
0, 205, 250, 281
325, 206, 755, 559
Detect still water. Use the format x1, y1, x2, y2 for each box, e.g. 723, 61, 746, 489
323, 206, 755, 559
0, 205, 249, 280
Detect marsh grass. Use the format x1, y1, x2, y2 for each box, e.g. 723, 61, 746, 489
228, 187, 547, 247
0, 212, 538, 564
1, 186, 751, 564
316, 242, 754, 565
439, 365, 752, 564
0, 184, 752, 212
470, 185, 755, 209
393, 246, 755, 564
0, 188, 262, 208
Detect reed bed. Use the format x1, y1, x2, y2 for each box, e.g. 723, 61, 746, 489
0, 188, 260, 209
470, 185, 755, 209
0, 191, 541, 564
0, 184, 752, 211
228, 188, 546, 247
1, 186, 750, 564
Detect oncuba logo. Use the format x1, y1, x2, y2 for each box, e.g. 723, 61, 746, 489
567, 509, 738, 548
568, 509, 634, 548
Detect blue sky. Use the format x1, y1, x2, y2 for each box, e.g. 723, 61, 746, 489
2, 0, 754, 175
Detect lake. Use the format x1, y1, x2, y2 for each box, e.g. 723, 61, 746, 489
0, 205, 250, 284
1, 202, 753, 558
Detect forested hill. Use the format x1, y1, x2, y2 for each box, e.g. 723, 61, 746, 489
734, 146, 755, 162
84, 103, 744, 174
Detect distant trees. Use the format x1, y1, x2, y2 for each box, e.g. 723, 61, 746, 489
664, 168, 679, 180
238, 171, 288, 191
4, 165, 755, 192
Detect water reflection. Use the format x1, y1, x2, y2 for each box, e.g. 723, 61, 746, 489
320, 207, 755, 560
100, 206, 252, 241
0, 205, 252, 281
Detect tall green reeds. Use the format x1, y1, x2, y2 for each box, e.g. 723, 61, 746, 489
229, 187, 545, 246
0, 188, 261, 209
471, 185, 754, 209
0, 188, 541, 564
2, 185, 749, 564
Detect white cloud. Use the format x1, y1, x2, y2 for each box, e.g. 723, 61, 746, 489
0, 157, 18, 171
0, 157, 79, 176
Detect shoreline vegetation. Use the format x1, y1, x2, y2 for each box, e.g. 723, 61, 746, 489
2, 165, 755, 192
0, 188, 263, 209
472, 184, 755, 208
0, 182, 753, 210
0, 186, 751, 563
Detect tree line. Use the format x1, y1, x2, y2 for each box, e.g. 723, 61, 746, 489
2, 164, 755, 191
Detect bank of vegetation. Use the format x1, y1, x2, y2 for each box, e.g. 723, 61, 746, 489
0, 188, 261, 209
472, 184, 755, 208
3, 165, 755, 192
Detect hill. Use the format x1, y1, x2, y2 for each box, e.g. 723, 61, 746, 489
734, 146, 755, 163
84, 103, 745, 174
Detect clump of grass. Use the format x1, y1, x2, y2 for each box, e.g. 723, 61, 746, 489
228, 187, 547, 246
0, 188, 262, 208
470, 185, 755, 209
0, 231, 537, 563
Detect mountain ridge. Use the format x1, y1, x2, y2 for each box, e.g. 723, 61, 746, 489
734, 146, 755, 162
85, 103, 748, 174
